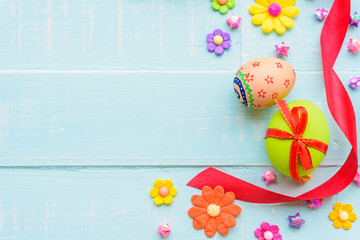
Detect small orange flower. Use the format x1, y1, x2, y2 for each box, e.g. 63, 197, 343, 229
188, 186, 241, 237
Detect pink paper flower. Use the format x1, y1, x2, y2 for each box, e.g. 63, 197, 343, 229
254, 222, 282, 240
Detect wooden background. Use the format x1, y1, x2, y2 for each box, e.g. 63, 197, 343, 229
0, 0, 359, 239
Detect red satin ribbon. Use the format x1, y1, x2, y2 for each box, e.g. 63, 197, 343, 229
187, 0, 357, 203
265, 100, 328, 183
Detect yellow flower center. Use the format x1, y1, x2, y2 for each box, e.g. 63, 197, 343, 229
159, 187, 169, 197
213, 35, 223, 46
207, 204, 221, 217
339, 211, 349, 221
217, 0, 227, 4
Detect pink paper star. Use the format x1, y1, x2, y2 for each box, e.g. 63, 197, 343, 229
226, 14, 241, 29
354, 171, 360, 186
289, 213, 305, 229
275, 42, 289, 57
314, 8, 328, 20
262, 169, 276, 184
348, 38, 360, 54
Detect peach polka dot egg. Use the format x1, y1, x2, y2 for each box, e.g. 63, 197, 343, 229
233, 57, 296, 109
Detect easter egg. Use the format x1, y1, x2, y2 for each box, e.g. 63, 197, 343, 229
265, 100, 329, 178
233, 57, 296, 109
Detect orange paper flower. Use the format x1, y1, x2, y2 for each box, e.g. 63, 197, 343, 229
188, 186, 241, 237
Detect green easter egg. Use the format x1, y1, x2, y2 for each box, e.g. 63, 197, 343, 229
265, 100, 329, 177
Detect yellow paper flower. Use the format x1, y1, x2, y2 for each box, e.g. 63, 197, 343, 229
249, 0, 299, 35
329, 203, 357, 230
150, 179, 177, 205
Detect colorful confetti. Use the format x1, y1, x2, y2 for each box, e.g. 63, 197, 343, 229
262, 169, 276, 184
349, 11, 360, 27
289, 213, 305, 229
314, 8, 328, 20
307, 199, 324, 209
226, 14, 241, 29
275, 42, 289, 57
158, 223, 171, 238
349, 76, 360, 89
354, 171, 360, 186
348, 38, 360, 54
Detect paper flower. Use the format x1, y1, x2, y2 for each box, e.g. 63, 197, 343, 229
254, 222, 282, 240
211, 0, 235, 14
348, 38, 360, 54
150, 179, 177, 205
158, 223, 171, 238
329, 203, 357, 230
227, 14, 241, 29
249, 0, 299, 35
207, 29, 231, 55
188, 186, 241, 237
288, 213, 305, 229
354, 171, 360, 185
275, 42, 289, 57
314, 8, 328, 21
349, 11, 360, 27
262, 169, 276, 184
349, 77, 360, 89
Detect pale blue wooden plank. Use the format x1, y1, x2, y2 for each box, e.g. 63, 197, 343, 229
0, 167, 359, 239
0, 0, 358, 71
0, 71, 352, 165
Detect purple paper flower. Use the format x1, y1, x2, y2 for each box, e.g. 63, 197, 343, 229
207, 29, 231, 55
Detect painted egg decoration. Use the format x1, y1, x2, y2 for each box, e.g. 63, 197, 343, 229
233, 57, 296, 109
266, 100, 329, 180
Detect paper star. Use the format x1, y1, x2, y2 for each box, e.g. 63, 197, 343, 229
226, 14, 241, 29
306, 199, 324, 209
349, 76, 360, 89
314, 8, 328, 20
348, 38, 360, 54
275, 42, 289, 57
354, 171, 360, 186
289, 213, 305, 229
349, 11, 360, 27
262, 169, 276, 184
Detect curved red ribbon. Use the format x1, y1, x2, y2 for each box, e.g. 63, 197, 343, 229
187, 0, 357, 203
265, 100, 329, 183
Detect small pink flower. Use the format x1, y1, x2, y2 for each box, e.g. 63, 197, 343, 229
254, 222, 282, 240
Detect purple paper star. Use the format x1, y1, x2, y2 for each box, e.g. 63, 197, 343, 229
306, 199, 324, 209
349, 76, 360, 89
314, 8, 328, 20
275, 42, 289, 57
349, 11, 360, 27
354, 171, 360, 186
289, 213, 305, 229
226, 14, 241, 29
262, 169, 276, 184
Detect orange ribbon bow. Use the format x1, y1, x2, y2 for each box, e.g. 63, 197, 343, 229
265, 100, 328, 183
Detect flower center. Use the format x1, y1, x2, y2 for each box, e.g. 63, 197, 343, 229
159, 187, 169, 197
213, 35, 223, 46
217, 0, 228, 4
207, 204, 221, 217
339, 211, 349, 221
268, 3, 281, 17
263, 231, 274, 240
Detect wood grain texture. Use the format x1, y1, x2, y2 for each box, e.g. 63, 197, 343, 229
0, 0, 359, 239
